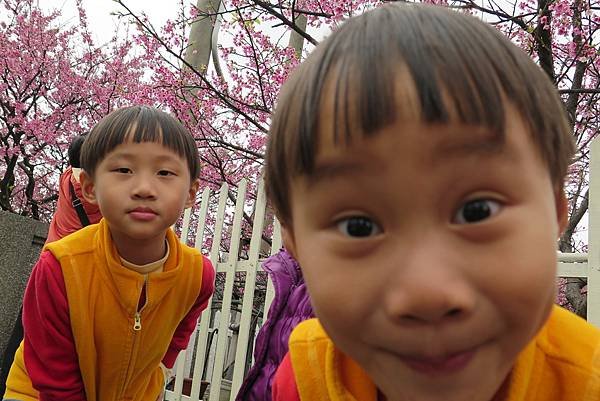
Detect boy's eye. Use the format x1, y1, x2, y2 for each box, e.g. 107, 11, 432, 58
157, 170, 175, 176
453, 199, 501, 224
113, 167, 131, 174
337, 216, 382, 238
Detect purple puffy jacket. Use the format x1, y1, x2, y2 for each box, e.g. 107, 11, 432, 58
235, 249, 314, 401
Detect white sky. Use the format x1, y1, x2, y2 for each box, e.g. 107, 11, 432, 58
41, 0, 178, 45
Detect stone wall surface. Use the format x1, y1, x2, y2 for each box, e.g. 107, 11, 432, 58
0, 211, 48, 376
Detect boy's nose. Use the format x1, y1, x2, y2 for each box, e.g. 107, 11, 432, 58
383, 245, 476, 325
131, 177, 157, 199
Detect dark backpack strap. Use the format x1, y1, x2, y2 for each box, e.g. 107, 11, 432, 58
69, 181, 91, 227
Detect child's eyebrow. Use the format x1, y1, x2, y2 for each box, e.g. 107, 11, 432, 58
431, 135, 506, 162
306, 136, 509, 186
430, 134, 518, 166
306, 160, 370, 189
107, 150, 180, 163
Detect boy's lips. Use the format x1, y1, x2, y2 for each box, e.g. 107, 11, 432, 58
397, 347, 478, 376
128, 207, 158, 221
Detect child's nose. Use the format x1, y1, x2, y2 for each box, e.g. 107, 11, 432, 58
131, 176, 157, 199
383, 246, 476, 325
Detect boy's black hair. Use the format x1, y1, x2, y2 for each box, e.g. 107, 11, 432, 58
68, 135, 87, 168
80, 106, 200, 180
265, 3, 575, 225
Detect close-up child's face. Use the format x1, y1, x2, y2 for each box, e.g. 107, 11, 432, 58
81, 138, 198, 246
283, 97, 567, 400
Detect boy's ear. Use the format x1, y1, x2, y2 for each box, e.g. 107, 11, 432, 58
79, 170, 98, 205
184, 178, 200, 209
281, 224, 298, 260
555, 188, 569, 236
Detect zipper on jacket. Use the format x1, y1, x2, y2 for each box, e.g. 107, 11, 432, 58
119, 274, 149, 398
132, 274, 148, 331
133, 312, 142, 331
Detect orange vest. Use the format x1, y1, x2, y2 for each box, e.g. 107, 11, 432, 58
6, 219, 205, 401
288, 306, 600, 400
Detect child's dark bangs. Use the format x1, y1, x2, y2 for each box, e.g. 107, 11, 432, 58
127, 109, 188, 160
296, 5, 520, 178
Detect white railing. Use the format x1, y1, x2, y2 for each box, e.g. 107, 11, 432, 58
165, 178, 281, 401
164, 138, 600, 401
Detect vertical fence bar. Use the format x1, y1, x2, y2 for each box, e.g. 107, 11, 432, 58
193, 187, 211, 250
171, 351, 186, 400
262, 219, 282, 317
271, 218, 282, 252
588, 139, 600, 326
188, 187, 214, 400
180, 207, 193, 245
230, 180, 268, 398
200, 183, 230, 400
208, 180, 248, 401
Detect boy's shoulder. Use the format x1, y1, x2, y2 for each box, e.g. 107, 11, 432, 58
539, 305, 600, 370
285, 318, 377, 401
165, 228, 204, 264
177, 238, 202, 257
44, 222, 99, 259
505, 306, 600, 400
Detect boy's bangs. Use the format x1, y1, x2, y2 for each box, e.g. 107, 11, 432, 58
319, 62, 506, 149
104, 109, 190, 160
291, 7, 515, 177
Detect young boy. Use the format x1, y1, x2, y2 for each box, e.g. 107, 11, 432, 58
3, 106, 215, 401
265, 4, 600, 401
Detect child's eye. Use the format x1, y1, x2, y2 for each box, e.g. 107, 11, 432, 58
157, 170, 175, 176
336, 216, 382, 238
113, 167, 132, 174
453, 199, 501, 224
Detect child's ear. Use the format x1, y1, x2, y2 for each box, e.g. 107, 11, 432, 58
281, 224, 298, 260
184, 178, 200, 209
79, 170, 98, 205
555, 188, 569, 236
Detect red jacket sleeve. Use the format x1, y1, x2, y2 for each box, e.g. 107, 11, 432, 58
22, 250, 86, 401
162, 255, 215, 368
272, 353, 301, 401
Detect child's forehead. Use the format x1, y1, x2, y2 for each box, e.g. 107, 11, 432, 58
106, 138, 182, 160
302, 109, 543, 197
313, 119, 506, 165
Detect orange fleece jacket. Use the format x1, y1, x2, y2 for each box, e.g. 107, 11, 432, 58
273, 306, 600, 401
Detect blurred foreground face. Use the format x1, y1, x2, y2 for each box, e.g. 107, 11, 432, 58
284, 97, 565, 401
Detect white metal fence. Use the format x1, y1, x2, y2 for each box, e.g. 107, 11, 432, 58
164, 138, 600, 401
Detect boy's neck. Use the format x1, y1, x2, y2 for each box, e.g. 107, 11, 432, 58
111, 232, 169, 266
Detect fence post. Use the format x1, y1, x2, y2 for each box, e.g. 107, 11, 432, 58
588, 138, 600, 326
230, 179, 268, 398
208, 180, 248, 401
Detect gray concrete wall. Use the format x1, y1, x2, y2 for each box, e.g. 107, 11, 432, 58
0, 211, 48, 374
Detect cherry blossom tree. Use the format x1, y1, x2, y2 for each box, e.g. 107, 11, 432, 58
0, 0, 158, 219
